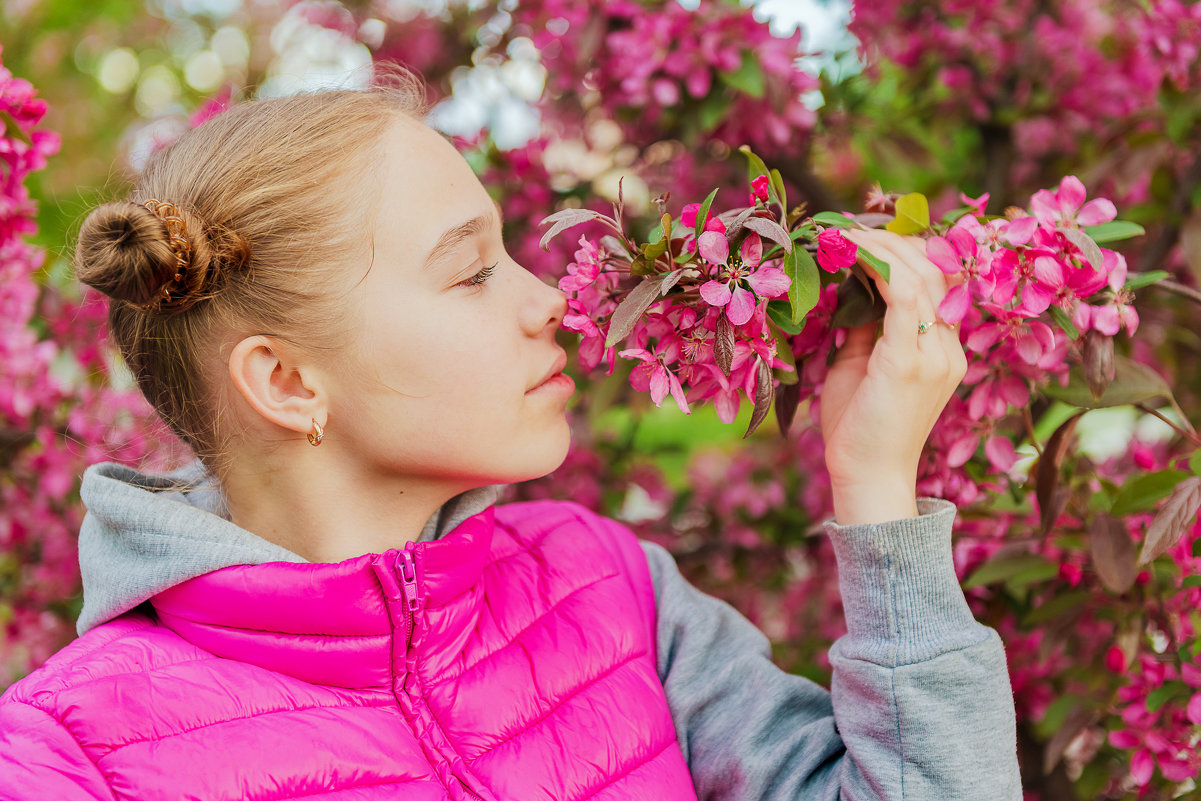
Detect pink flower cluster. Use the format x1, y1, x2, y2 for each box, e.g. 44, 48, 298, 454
0, 50, 185, 684
915, 177, 1136, 504
552, 170, 1140, 459
850, 0, 1200, 166
553, 185, 795, 425
512, 0, 817, 153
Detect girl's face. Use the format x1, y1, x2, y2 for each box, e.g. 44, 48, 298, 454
325, 117, 573, 492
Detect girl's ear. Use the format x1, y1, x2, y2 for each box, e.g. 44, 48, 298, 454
227, 335, 324, 436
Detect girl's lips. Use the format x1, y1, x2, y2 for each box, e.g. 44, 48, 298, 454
528, 350, 569, 392
527, 372, 575, 395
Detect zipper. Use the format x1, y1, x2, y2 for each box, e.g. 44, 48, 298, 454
389, 545, 486, 801
396, 545, 420, 651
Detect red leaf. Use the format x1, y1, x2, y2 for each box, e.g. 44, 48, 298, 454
774, 381, 800, 437
1090, 514, 1137, 593
744, 359, 774, 439
604, 276, 666, 348
741, 216, 793, 252
715, 312, 735, 377
1037, 413, 1084, 534
1139, 476, 1201, 564
538, 208, 607, 250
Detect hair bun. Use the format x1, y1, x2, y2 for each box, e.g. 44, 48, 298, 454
75, 199, 221, 313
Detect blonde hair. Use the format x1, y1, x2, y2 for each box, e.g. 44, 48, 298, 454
74, 72, 429, 480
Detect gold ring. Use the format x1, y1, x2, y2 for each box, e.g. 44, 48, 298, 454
918, 320, 959, 335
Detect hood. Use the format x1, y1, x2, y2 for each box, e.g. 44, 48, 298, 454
75, 460, 499, 636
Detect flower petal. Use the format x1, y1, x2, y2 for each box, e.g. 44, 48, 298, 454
668, 372, 691, 415
648, 366, 669, 405
947, 431, 979, 468
1104, 250, 1127, 292
1129, 749, 1154, 787
937, 284, 970, 324
947, 226, 977, 260
1057, 175, 1087, 215
745, 266, 790, 298
985, 435, 1017, 472
1033, 255, 1067, 290
1077, 198, 1117, 226
1092, 304, 1120, 335
726, 286, 756, 325
698, 230, 729, 264
699, 280, 732, 307
925, 236, 963, 275
739, 232, 762, 268
1003, 216, 1038, 245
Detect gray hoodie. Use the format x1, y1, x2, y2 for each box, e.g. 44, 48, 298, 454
76, 460, 1022, 800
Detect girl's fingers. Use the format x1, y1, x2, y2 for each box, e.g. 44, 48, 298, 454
846, 229, 935, 320
844, 229, 955, 371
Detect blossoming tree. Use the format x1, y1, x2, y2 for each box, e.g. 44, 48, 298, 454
3, 1, 1201, 797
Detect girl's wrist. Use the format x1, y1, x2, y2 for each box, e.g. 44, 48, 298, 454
830, 478, 919, 526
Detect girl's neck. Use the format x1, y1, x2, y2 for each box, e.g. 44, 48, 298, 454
221, 455, 468, 563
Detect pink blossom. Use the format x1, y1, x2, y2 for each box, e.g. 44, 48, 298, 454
1058, 562, 1082, 586
697, 233, 790, 325
618, 343, 691, 415
959, 190, 990, 216
1031, 176, 1118, 228
926, 226, 994, 324
815, 228, 858, 273
749, 174, 769, 205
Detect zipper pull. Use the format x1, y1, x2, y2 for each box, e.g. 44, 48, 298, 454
397, 548, 420, 614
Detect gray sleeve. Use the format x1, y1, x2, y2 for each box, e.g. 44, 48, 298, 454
644, 497, 1021, 801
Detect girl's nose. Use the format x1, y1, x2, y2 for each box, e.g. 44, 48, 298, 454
520, 269, 568, 336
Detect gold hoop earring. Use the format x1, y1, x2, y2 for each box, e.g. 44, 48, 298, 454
307, 418, 324, 446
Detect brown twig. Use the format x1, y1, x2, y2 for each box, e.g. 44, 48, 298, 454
1149, 278, 1201, 307
1135, 403, 1201, 448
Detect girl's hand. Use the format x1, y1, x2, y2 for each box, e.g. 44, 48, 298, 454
819, 229, 967, 525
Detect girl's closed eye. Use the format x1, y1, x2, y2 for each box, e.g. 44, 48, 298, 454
458, 262, 497, 288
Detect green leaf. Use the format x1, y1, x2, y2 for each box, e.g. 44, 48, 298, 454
640, 238, 669, 261
1147, 681, 1186, 713
812, 211, 854, 229
1183, 575, 1201, 588
963, 554, 1055, 589
1124, 270, 1169, 291
629, 255, 657, 276
697, 93, 731, 132
1110, 469, 1190, 517
722, 51, 765, 99
1004, 562, 1061, 593
1190, 449, 1201, 476
884, 192, 930, 235
738, 146, 778, 206
1049, 305, 1080, 339
786, 247, 820, 325
766, 301, 804, 334
858, 248, 891, 283
1021, 590, 1091, 625
769, 168, 787, 214
1042, 355, 1173, 410
1083, 220, 1146, 244
694, 187, 719, 239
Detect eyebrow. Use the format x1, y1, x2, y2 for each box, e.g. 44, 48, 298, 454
422, 200, 505, 271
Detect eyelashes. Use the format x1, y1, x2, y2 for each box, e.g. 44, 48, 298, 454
458, 262, 497, 288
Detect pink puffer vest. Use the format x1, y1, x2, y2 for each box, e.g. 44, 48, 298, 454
0, 500, 699, 800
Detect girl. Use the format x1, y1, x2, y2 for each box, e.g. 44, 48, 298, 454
0, 76, 1021, 800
